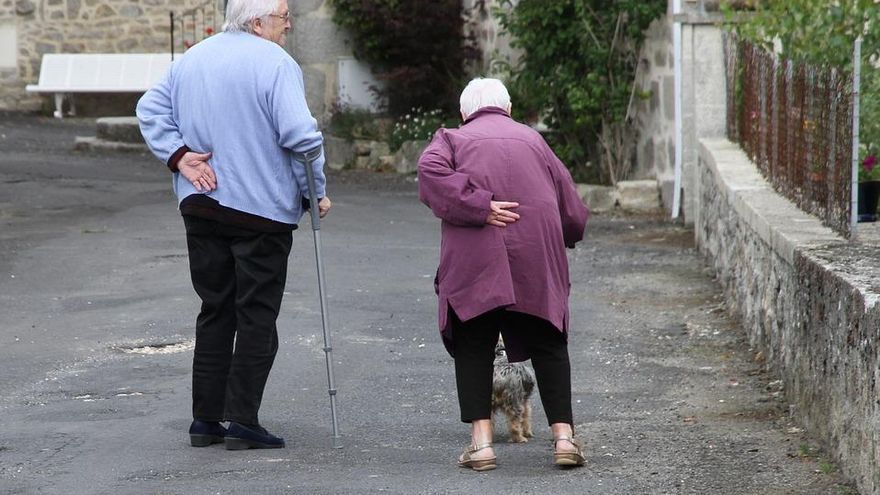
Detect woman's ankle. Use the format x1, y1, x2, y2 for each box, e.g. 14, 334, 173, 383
550, 422, 573, 439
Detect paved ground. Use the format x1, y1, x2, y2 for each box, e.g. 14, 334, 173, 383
0, 113, 857, 494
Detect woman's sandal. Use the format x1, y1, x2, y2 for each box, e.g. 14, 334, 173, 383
458, 442, 497, 471
553, 436, 586, 467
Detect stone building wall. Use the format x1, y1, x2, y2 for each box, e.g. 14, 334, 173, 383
630, 16, 675, 185
0, 0, 207, 112
462, 0, 520, 76
286, 0, 351, 123
697, 138, 880, 494
630, 1, 727, 220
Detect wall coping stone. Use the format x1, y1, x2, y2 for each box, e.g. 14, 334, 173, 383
699, 138, 846, 265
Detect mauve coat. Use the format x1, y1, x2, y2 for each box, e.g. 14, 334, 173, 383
418, 106, 589, 362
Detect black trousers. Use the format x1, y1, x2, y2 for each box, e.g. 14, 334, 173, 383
452, 309, 573, 426
184, 215, 292, 425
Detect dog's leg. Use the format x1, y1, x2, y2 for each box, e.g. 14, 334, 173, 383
506, 408, 527, 443
523, 402, 533, 438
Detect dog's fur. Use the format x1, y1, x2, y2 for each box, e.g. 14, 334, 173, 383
492, 339, 536, 442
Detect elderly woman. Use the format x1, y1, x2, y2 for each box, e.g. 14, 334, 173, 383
418, 78, 590, 470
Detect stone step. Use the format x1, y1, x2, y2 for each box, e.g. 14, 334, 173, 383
95, 116, 144, 144
73, 136, 147, 153
577, 180, 662, 213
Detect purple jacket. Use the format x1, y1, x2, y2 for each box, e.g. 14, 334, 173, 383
418, 107, 589, 360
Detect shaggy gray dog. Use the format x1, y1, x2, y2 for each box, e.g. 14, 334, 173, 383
492, 340, 536, 442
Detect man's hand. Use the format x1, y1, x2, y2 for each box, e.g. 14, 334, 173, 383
177, 151, 216, 192
486, 201, 520, 227
317, 196, 332, 218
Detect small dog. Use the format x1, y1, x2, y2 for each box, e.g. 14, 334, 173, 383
492, 338, 536, 443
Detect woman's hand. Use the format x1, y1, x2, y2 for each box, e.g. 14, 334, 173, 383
486, 201, 520, 227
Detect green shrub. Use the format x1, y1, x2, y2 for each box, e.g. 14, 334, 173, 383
496, 0, 665, 184
327, 106, 390, 141
327, 0, 479, 118
389, 108, 459, 151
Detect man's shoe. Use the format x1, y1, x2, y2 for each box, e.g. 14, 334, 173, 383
189, 420, 227, 447
224, 422, 285, 450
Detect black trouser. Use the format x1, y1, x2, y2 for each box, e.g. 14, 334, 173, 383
452, 309, 573, 426
183, 215, 292, 426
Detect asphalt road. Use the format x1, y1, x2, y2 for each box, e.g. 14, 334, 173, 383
0, 114, 855, 494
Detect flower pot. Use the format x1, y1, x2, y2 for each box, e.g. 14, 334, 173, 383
857, 180, 880, 222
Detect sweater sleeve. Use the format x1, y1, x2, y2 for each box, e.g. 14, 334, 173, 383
270, 58, 326, 199
136, 65, 186, 167
546, 147, 589, 248
417, 129, 493, 227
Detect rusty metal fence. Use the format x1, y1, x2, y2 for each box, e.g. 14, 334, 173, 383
724, 35, 855, 237
170, 0, 225, 60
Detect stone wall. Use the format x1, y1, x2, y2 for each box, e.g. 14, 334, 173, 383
697, 138, 880, 494
630, 2, 727, 220
0, 0, 351, 118
462, 0, 520, 76
630, 16, 674, 184
0, 0, 207, 112
287, 0, 351, 123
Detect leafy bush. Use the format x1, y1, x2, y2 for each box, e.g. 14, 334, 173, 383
496, 0, 665, 184
723, 0, 880, 180
327, 0, 479, 118
327, 105, 390, 141
389, 108, 459, 151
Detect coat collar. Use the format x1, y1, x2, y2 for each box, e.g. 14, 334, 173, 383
464, 106, 512, 125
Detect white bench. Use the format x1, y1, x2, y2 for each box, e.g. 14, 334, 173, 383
26, 53, 173, 118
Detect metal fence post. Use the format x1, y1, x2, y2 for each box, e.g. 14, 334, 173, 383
851, 37, 862, 239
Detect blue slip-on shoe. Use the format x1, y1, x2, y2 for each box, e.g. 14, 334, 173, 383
225, 422, 285, 450
189, 420, 227, 447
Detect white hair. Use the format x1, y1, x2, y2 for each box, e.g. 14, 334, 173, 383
222, 0, 279, 33
459, 78, 511, 119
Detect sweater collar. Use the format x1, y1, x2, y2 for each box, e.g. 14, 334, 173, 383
464, 106, 512, 125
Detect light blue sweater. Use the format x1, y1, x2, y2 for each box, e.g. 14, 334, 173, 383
137, 31, 325, 224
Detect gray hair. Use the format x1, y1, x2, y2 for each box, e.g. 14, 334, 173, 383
222, 0, 279, 33
459, 78, 511, 119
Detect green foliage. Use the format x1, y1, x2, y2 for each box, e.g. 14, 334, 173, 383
861, 70, 880, 179
389, 108, 459, 152
496, 0, 665, 183
327, 106, 390, 141
724, 0, 879, 68
327, 0, 478, 117
722, 0, 880, 181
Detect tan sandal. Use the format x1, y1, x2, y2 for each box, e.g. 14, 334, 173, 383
553, 436, 586, 467
458, 442, 497, 471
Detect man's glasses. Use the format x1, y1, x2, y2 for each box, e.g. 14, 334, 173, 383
268, 12, 290, 22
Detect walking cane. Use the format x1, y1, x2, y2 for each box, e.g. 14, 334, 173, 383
298, 145, 342, 449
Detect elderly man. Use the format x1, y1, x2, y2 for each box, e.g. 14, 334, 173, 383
418, 78, 589, 470
137, 0, 330, 450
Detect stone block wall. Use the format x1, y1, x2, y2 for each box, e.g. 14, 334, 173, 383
462, 0, 520, 76
697, 138, 880, 494
630, 3, 727, 221
0, 0, 352, 118
287, 0, 351, 123
0, 0, 207, 111
630, 16, 675, 183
